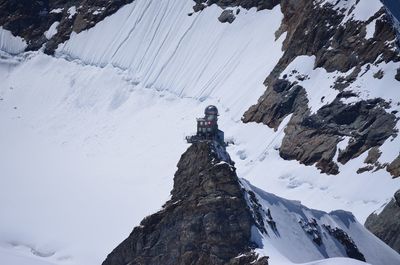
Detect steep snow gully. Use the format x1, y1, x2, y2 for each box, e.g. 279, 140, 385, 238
0, 0, 400, 265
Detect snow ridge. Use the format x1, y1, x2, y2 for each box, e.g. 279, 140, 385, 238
241, 179, 400, 265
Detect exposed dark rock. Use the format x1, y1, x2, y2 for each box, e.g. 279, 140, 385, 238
245, 190, 268, 234
373, 69, 384, 79
242, 79, 309, 129
218, 10, 235, 23
193, 3, 206, 12
0, 0, 135, 54
334, 101, 397, 165
243, 1, 400, 174
255, 79, 397, 174
102, 142, 268, 265
356, 165, 374, 174
395, 190, 400, 207
365, 190, 400, 254
298, 218, 323, 246
193, 0, 280, 12
280, 122, 340, 175
364, 147, 382, 164
357, 147, 386, 173
323, 224, 366, 261
387, 154, 400, 178
396, 68, 400, 81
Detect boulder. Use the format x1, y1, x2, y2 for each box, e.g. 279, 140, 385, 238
218, 10, 235, 23
387, 154, 400, 178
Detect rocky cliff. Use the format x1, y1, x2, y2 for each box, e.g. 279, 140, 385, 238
365, 189, 400, 254
190, 1, 400, 176
102, 142, 268, 265
0, 0, 134, 53
240, 0, 400, 176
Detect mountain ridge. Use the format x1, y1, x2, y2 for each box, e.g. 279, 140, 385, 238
103, 142, 400, 265
102, 142, 269, 265
1, 1, 400, 264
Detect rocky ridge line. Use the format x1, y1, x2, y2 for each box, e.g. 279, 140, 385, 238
102, 142, 269, 265
365, 189, 400, 254
239, 0, 400, 175
0, 0, 134, 54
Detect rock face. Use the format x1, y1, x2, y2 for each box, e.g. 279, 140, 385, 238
0, 0, 134, 54
365, 189, 400, 254
387, 154, 400, 178
282, 93, 396, 174
102, 142, 268, 265
322, 224, 365, 261
242, 0, 400, 175
395, 190, 400, 206
245, 76, 397, 175
218, 10, 236, 23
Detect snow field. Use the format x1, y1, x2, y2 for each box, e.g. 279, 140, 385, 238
242, 180, 400, 265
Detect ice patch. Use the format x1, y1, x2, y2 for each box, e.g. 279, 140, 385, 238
68, 6, 77, 19
365, 20, 376, 39
0, 27, 27, 54
50, 8, 63, 14
44, 22, 60, 40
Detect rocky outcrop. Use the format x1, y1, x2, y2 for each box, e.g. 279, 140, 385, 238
298, 218, 323, 246
249, 77, 397, 174
395, 190, 400, 207
192, 0, 280, 12
0, 0, 134, 54
356, 147, 386, 174
218, 10, 236, 23
387, 154, 400, 178
322, 224, 366, 261
192, 0, 280, 23
102, 142, 268, 265
242, 0, 400, 174
365, 189, 400, 254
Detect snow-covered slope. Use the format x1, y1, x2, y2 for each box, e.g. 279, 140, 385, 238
0, 247, 56, 265
0, 27, 26, 54
0, 0, 400, 264
242, 180, 400, 265
57, 0, 285, 118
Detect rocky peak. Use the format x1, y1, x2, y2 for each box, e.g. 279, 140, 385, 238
365, 189, 400, 254
102, 142, 268, 265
